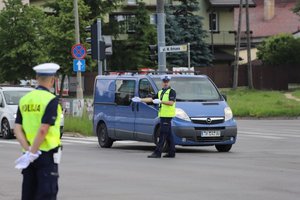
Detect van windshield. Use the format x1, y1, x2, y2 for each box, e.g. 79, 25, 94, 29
3, 91, 30, 105
153, 77, 221, 101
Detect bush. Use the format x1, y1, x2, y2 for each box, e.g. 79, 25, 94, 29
257, 34, 300, 65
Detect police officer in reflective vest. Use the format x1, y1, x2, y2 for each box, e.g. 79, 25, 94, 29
132, 75, 176, 158
14, 63, 62, 200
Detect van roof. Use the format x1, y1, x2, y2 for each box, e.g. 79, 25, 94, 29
96, 74, 208, 80
0, 87, 34, 92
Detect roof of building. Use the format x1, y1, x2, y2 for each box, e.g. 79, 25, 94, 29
209, 0, 256, 7
235, 0, 300, 38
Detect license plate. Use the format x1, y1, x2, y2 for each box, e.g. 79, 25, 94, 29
201, 130, 221, 137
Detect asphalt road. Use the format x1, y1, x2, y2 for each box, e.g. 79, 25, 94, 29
0, 120, 299, 200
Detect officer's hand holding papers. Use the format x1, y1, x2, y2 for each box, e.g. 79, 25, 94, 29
132, 97, 142, 102
153, 99, 162, 104
15, 150, 41, 170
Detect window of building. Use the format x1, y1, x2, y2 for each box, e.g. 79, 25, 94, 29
127, 0, 137, 5
115, 79, 136, 106
139, 79, 155, 98
150, 14, 157, 25
110, 14, 136, 34
209, 12, 219, 32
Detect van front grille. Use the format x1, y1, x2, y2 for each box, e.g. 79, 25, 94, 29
191, 117, 225, 125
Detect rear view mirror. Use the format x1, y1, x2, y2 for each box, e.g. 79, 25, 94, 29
222, 94, 227, 101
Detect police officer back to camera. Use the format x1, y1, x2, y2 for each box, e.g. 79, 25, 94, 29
14, 63, 62, 200
132, 75, 176, 158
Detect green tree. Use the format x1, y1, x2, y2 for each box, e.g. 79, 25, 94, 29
110, 2, 156, 70
0, 0, 47, 82
44, 0, 90, 75
257, 34, 300, 65
165, 0, 212, 67
293, 0, 300, 15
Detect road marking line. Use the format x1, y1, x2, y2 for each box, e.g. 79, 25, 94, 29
115, 141, 139, 144
61, 139, 96, 144
62, 136, 98, 142
239, 134, 283, 140
0, 140, 19, 145
239, 131, 300, 138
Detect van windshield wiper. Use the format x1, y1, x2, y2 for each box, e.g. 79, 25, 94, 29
176, 99, 208, 102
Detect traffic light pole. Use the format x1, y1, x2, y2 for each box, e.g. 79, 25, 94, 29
97, 18, 103, 75
157, 0, 166, 73
73, 0, 83, 99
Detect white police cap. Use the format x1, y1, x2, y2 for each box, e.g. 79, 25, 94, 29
161, 75, 171, 81
33, 63, 60, 76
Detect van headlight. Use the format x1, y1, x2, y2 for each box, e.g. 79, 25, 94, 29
175, 108, 191, 121
224, 107, 233, 121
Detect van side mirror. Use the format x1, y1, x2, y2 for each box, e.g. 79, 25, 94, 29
222, 94, 227, 101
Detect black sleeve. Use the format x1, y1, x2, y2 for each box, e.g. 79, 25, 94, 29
169, 89, 176, 101
153, 93, 158, 99
15, 107, 22, 124
41, 98, 59, 125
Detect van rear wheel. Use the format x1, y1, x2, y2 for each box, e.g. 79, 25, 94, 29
215, 144, 232, 152
154, 126, 169, 152
97, 123, 113, 148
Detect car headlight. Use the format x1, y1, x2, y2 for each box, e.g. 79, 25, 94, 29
175, 108, 191, 121
13, 113, 17, 119
224, 107, 233, 121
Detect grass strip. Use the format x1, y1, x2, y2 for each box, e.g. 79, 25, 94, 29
223, 89, 300, 117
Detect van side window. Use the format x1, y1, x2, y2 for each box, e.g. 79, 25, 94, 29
115, 79, 136, 106
138, 79, 155, 98
95, 79, 115, 103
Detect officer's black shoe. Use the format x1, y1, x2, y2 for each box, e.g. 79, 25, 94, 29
163, 153, 176, 158
147, 153, 161, 158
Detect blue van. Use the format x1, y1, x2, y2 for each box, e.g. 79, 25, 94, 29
93, 74, 237, 152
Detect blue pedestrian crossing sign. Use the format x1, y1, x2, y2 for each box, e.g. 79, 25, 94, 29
73, 59, 86, 72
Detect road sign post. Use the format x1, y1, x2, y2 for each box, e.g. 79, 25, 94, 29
71, 43, 86, 101
73, 0, 83, 100
187, 43, 191, 70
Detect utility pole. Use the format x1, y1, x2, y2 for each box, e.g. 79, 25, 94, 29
246, 0, 254, 89
233, 0, 243, 89
187, 43, 191, 70
73, 0, 83, 99
97, 19, 103, 75
157, 0, 166, 72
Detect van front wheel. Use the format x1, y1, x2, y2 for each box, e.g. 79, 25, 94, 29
97, 123, 113, 148
215, 144, 232, 152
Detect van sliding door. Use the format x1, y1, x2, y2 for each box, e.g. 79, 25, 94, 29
114, 78, 137, 139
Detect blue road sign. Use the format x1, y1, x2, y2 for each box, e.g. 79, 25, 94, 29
73, 59, 86, 72
72, 44, 87, 59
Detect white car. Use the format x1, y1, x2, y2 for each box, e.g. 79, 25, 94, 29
0, 86, 64, 139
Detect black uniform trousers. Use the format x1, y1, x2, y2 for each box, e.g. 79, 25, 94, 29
21, 149, 59, 200
154, 117, 176, 156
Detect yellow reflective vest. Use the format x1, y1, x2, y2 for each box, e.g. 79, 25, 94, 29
19, 89, 62, 152
158, 88, 176, 118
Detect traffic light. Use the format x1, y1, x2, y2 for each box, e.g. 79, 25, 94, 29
99, 41, 106, 60
148, 45, 158, 62
86, 22, 98, 60
86, 22, 112, 61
